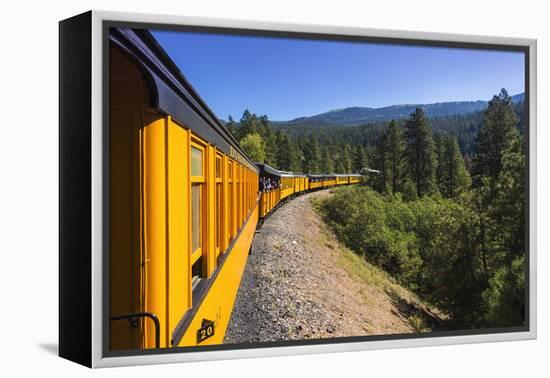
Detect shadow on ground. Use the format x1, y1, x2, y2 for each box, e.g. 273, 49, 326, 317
38, 343, 58, 356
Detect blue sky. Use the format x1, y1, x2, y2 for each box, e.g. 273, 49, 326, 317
152, 30, 525, 121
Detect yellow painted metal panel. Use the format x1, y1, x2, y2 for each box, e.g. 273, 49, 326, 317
240, 166, 244, 226
206, 145, 216, 277
142, 117, 168, 348
235, 165, 240, 231
281, 188, 293, 199
222, 155, 229, 254
167, 119, 191, 338
280, 177, 294, 199
233, 162, 237, 238
177, 205, 259, 347
109, 44, 166, 351
109, 106, 143, 351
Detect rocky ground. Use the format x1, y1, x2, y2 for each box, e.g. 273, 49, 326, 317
224, 189, 443, 344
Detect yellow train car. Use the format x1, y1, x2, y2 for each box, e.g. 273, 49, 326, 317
259, 186, 280, 218
257, 164, 308, 219
335, 174, 350, 186
258, 169, 364, 221
108, 29, 366, 352
323, 174, 337, 188
348, 174, 362, 184
257, 163, 283, 217
307, 174, 327, 190
109, 28, 259, 351
294, 174, 308, 194
307, 173, 362, 189
280, 174, 296, 199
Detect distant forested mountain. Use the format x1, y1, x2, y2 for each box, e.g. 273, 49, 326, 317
223, 91, 526, 174
272, 93, 524, 128
277, 111, 484, 156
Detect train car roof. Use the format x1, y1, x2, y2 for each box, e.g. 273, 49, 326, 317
256, 163, 307, 178
307, 174, 328, 178
109, 27, 258, 173
256, 163, 283, 177
307, 174, 337, 179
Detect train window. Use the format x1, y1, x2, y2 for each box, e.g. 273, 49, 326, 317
244, 169, 248, 215
215, 156, 221, 179
215, 154, 223, 256
236, 165, 241, 228
190, 140, 206, 295
228, 161, 233, 240
250, 173, 258, 210
240, 166, 245, 223
191, 184, 202, 257
191, 146, 203, 176
216, 185, 221, 249
245, 170, 248, 214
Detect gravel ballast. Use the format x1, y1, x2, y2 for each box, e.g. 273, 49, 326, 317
224, 189, 437, 344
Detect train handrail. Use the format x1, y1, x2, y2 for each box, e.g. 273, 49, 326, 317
110, 312, 161, 348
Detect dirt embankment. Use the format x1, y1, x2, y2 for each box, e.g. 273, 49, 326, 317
224, 189, 443, 344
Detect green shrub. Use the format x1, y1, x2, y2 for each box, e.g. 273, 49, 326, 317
318, 186, 501, 328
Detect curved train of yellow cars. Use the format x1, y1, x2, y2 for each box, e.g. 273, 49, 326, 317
109, 27, 362, 351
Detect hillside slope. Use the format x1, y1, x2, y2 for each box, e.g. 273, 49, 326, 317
225, 189, 443, 344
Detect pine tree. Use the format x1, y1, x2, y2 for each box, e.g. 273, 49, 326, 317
434, 133, 445, 191
303, 135, 322, 173
238, 109, 257, 139
335, 160, 345, 174
404, 107, 437, 197
481, 129, 525, 326
275, 130, 293, 170
290, 139, 304, 172
385, 120, 406, 193
226, 115, 237, 138
472, 89, 518, 189
490, 127, 525, 263
334, 146, 345, 174
262, 123, 278, 167
464, 153, 473, 173
352, 145, 368, 174
341, 144, 353, 173
321, 146, 335, 173
468, 90, 525, 327
371, 131, 390, 193
257, 114, 269, 137
439, 136, 471, 198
